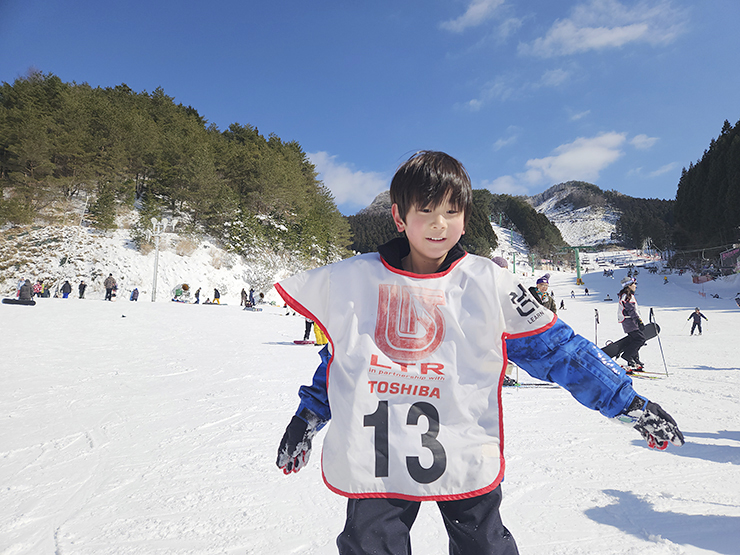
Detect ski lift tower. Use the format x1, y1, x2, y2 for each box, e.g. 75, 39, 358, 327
147, 217, 178, 302
558, 246, 586, 284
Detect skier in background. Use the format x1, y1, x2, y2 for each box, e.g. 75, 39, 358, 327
688, 307, 708, 335
78, 280, 87, 299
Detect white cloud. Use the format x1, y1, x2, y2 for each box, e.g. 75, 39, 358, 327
648, 162, 677, 177
519, 0, 688, 58
307, 151, 388, 207
569, 109, 591, 121
440, 0, 506, 33
486, 132, 627, 193
480, 176, 530, 196
539, 68, 571, 87
461, 75, 518, 111
493, 126, 520, 151
630, 134, 658, 150
524, 132, 626, 183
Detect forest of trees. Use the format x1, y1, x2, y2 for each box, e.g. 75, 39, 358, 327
552, 181, 675, 251
5, 72, 736, 269
473, 189, 566, 258
0, 72, 351, 263
674, 119, 740, 254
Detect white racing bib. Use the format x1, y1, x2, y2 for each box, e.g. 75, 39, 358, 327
276, 253, 555, 500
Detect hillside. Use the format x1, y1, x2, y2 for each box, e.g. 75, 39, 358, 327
527, 182, 621, 247
0, 205, 299, 304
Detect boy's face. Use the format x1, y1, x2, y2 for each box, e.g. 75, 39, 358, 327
391, 194, 465, 274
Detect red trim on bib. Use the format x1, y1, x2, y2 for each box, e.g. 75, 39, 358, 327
502, 314, 558, 340
274, 283, 333, 354
379, 252, 468, 279
321, 463, 505, 502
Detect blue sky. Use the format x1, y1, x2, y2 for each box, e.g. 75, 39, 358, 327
2, 0, 739, 215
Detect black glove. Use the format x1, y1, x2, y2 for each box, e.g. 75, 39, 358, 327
638, 320, 645, 330
276, 410, 322, 474
618, 396, 684, 450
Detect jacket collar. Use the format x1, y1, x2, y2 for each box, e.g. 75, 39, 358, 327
377, 237, 466, 274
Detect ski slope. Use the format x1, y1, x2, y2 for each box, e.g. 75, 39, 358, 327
2, 264, 739, 555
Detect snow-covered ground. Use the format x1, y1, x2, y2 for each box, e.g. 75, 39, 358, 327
2, 238, 740, 554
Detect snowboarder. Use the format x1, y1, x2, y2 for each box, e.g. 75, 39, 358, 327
528, 273, 557, 313
213, 288, 221, 304
249, 288, 256, 306
275, 151, 683, 555
688, 307, 708, 335
618, 276, 646, 371
78, 280, 87, 299
130, 288, 139, 301
559, 299, 565, 310
194, 288, 201, 304
241, 288, 248, 307
104, 274, 117, 301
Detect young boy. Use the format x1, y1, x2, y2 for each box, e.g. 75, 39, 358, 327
275, 151, 683, 555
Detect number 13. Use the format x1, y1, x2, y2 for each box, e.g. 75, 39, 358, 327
363, 400, 447, 484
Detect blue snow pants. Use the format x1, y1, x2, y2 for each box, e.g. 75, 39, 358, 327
336, 486, 519, 555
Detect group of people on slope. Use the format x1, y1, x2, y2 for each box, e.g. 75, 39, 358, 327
17, 278, 88, 300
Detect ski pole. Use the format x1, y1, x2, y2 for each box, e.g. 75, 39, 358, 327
650, 308, 669, 376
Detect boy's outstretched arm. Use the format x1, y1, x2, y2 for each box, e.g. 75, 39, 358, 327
276, 346, 332, 474
506, 319, 684, 449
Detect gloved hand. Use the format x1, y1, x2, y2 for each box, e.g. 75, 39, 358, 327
617, 396, 684, 450
638, 320, 645, 330
276, 410, 322, 474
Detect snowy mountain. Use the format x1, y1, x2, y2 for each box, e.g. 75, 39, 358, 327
526, 181, 621, 247
359, 182, 624, 249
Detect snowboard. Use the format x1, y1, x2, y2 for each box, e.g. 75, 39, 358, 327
2, 298, 36, 306
601, 322, 660, 359
243, 306, 263, 312
293, 340, 315, 345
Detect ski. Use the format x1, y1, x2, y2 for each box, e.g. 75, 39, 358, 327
504, 381, 560, 389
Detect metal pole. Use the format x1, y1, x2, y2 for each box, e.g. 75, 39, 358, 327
152, 233, 160, 302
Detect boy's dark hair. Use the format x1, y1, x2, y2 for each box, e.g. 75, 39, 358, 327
390, 151, 473, 226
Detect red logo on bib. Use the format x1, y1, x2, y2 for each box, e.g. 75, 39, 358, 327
375, 284, 446, 362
